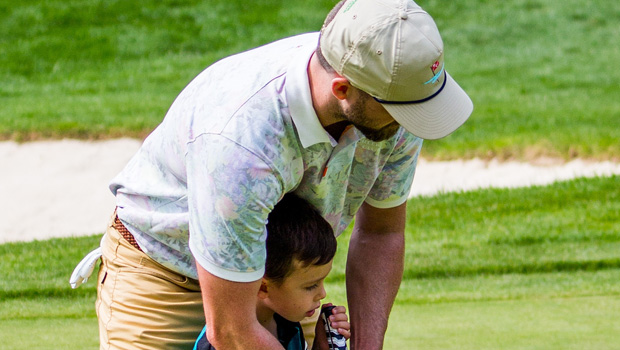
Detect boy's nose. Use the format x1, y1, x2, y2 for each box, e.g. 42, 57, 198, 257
316, 285, 327, 300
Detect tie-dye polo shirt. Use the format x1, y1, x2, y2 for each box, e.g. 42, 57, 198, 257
110, 32, 423, 282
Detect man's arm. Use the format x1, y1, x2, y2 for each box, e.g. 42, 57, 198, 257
197, 264, 285, 350
346, 201, 407, 350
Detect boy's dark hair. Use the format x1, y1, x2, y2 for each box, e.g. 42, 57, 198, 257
265, 193, 337, 284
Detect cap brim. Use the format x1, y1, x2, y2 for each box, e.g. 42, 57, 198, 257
381, 72, 473, 140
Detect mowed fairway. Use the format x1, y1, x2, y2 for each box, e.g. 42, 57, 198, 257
2, 176, 619, 349
1, 0, 618, 161
388, 294, 620, 349
1, 0, 619, 348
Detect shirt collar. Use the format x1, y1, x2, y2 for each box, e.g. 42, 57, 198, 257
285, 34, 335, 148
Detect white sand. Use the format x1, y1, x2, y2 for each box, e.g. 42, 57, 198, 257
410, 157, 620, 197
2, 139, 619, 243
0, 139, 140, 243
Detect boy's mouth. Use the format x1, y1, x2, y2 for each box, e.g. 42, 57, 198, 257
305, 304, 320, 318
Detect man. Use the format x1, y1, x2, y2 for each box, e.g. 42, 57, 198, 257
95, 0, 473, 349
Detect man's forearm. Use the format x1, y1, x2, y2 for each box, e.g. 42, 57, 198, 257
346, 202, 406, 350
346, 228, 404, 350
197, 264, 285, 350
208, 321, 285, 350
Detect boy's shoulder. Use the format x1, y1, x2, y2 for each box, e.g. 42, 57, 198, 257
274, 313, 307, 350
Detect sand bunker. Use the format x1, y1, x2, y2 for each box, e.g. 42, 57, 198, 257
1, 139, 618, 243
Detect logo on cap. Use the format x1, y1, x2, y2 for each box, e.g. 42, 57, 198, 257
424, 61, 444, 85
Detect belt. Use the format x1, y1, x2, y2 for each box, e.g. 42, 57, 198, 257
113, 215, 143, 252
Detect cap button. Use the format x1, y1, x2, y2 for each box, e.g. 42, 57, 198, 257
399, 11, 408, 20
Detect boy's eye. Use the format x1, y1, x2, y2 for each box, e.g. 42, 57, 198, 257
305, 283, 319, 291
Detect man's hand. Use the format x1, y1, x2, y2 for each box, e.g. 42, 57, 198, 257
197, 264, 285, 350
346, 201, 407, 350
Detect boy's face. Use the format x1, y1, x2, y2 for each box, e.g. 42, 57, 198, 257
262, 259, 333, 322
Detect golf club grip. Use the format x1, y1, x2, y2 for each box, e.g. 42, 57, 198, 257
321, 306, 347, 350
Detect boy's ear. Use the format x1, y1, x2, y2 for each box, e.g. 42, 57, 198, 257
257, 279, 269, 299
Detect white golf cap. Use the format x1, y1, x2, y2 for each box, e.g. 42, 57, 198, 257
320, 0, 474, 139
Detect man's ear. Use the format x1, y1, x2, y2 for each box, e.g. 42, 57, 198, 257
331, 77, 351, 101
257, 279, 269, 300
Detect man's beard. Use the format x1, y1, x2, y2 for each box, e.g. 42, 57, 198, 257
353, 122, 401, 142
336, 98, 401, 142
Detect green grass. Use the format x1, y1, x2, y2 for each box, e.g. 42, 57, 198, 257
2, 176, 618, 349
424, 0, 620, 160
1, 0, 618, 348
386, 295, 620, 350
0, 0, 335, 141
0, 235, 102, 298
328, 175, 620, 281
1, 0, 619, 160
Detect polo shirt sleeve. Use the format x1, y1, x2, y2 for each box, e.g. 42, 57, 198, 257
186, 134, 283, 282
365, 132, 423, 209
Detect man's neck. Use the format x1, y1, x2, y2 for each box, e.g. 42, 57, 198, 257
323, 121, 350, 141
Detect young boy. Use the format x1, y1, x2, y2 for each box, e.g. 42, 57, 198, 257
194, 194, 350, 350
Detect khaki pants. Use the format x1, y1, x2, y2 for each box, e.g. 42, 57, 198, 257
96, 215, 319, 349
96, 216, 204, 350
